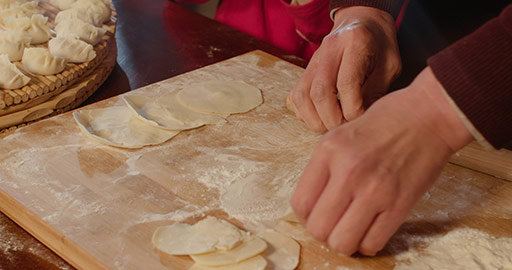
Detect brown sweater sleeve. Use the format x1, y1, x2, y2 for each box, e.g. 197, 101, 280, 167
329, 0, 404, 19
428, 4, 512, 149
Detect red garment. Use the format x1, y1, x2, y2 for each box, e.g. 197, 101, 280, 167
175, 0, 333, 59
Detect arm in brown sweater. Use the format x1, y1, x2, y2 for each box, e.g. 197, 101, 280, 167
427, 4, 512, 149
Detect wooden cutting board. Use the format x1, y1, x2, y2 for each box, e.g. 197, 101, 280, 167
0, 50, 511, 270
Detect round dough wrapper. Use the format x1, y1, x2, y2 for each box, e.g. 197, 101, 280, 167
176, 81, 263, 114
122, 92, 228, 131
189, 255, 267, 270
191, 236, 267, 266
261, 230, 300, 270
152, 216, 246, 256
73, 106, 179, 148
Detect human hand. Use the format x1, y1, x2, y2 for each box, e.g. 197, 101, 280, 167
288, 6, 401, 132
290, 67, 474, 256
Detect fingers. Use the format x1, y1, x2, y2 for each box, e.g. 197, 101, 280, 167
305, 173, 353, 242
327, 195, 379, 256
290, 146, 331, 224
289, 68, 327, 132
309, 49, 344, 130
337, 45, 374, 121
358, 210, 407, 256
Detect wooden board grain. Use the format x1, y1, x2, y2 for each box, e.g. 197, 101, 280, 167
0, 50, 511, 270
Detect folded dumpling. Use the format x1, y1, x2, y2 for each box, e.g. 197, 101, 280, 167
0, 0, 27, 10
55, 19, 106, 45
4, 14, 51, 44
49, 35, 96, 63
0, 54, 30, 89
22, 47, 68, 75
55, 7, 102, 27
0, 30, 31, 61
71, 0, 110, 23
49, 0, 77, 10
0, 1, 39, 22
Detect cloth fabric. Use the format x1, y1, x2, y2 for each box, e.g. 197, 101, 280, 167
176, 0, 333, 59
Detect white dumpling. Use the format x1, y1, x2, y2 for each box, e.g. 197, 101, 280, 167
49, 0, 77, 10
55, 19, 106, 45
0, 30, 31, 61
0, 1, 39, 22
0, 0, 26, 10
55, 8, 102, 27
48, 35, 96, 63
71, 0, 110, 23
0, 54, 30, 89
22, 47, 68, 75
4, 14, 51, 44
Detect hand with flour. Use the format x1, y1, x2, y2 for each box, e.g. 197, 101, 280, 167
287, 6, 401, 132
291, 67, 474, 256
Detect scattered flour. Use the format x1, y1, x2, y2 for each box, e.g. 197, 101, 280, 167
394, 228, 512, 270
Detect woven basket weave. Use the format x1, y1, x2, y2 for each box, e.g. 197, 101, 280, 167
0, 0, 117, 131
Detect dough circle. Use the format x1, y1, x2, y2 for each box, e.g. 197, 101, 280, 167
189, 255, 267, 270
152, 216, 245, 255
261, 230, 300, 270
191, 236, 267, 266
73, 106, 179, 148
122, 92, 227, 130
176, 81, 263, 114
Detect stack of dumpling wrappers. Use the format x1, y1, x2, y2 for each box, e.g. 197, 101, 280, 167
0, 0, 116, 131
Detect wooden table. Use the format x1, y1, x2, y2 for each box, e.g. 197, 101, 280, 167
0, 0, 509, 269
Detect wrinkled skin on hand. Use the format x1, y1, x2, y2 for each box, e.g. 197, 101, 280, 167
288, 6, 401, 132
291, 67, 474, 256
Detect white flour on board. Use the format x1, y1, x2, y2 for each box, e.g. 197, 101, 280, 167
394, 228, 512, 270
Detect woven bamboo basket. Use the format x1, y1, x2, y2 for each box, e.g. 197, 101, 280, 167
0, 0, 117, 131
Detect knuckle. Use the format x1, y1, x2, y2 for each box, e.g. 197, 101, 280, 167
309, 82, 332, 103
289, 87, 307, 106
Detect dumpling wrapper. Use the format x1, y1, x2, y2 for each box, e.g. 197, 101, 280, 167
0, 54, 29, 89
191, 236, 267, 266
176, 81, 263, 114
22, 47, 67, 75
189, 255, 267, 270
49, 0, 77, 10
0, 1, 39, 22
261, 230, 300, 270
71, 0, 110, 23
122, 92, 228, 131
73, 106, 179, 148
55, 18, 107, 45
0, 0, 27, 10
49, 35, 96, 63
152, 216, 246, 256
0, 30, 31, 61
55, 7, 102, 27
4, 14, 51, 44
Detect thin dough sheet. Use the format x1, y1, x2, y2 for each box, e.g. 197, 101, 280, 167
176, 81, 263, 114
189, 255, 267, 270
73, 106, 179, 148
122, 91, 227, 131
